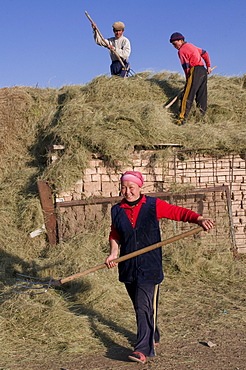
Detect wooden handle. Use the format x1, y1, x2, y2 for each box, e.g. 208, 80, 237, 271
85, 11, 108, 47
85, 10, 125, 68
165, 93, 181, 109
58, 226, 204, 285
85, 11, 93, 23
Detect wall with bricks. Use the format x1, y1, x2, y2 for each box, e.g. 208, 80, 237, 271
55, 147, 246, 254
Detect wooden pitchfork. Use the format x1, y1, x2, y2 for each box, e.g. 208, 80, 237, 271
13, 226, 206, 295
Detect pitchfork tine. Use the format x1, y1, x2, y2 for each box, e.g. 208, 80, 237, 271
12, 273, 53, 295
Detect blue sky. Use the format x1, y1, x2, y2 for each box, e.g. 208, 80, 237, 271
0, 0, 245, 88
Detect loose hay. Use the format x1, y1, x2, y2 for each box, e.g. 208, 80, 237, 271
0, 73, 246, 367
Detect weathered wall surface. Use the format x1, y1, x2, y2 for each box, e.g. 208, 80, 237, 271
55, 148, 246, 253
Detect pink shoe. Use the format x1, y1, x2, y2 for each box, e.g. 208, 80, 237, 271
128, 351, 147, 364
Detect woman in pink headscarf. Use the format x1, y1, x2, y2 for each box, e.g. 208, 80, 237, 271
106, 171, 214, 364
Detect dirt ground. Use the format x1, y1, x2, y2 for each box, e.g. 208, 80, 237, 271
2, 328, 245, 370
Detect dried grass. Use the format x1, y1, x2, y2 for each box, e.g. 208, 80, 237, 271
0, 74, 246, 366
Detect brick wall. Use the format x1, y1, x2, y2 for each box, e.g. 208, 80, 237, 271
55, 148, 246, 253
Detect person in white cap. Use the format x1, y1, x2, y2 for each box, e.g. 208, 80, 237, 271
91, 21, 131, 77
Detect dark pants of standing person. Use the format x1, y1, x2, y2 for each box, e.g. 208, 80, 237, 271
110, 60, 130, 78
125, 282, 160, 357
179, 65, 208, 121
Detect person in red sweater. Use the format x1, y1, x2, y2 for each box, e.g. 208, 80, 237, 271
170, 32, 212, 125
105, 171, 214, 364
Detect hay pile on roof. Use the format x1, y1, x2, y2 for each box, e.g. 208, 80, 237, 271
33, 72, 246, 191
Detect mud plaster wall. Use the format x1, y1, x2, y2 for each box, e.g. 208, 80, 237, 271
56, 150, 246, 254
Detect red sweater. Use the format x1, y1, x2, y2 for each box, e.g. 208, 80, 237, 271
178, 42, 211, 78
109, 195, 201, 241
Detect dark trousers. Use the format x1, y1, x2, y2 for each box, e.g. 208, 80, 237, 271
179, 65, 208, 120
110, 60, 130, 78
125, 282, 160, 357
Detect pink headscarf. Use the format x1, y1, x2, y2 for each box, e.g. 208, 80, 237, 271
120, 171, 144, 188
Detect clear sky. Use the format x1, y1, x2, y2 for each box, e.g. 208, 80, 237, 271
0, 0, 245, 88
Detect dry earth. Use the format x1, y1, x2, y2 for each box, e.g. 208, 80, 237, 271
2, 328, 245, 370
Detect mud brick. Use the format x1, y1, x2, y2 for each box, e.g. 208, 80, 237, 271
74, 182, 83, 193
104, 168, 117, 176
97, 166, 106, 174
190, 177, 198, 184
72, 192, 81, 201
216, 175, 227, 183
153, 167, 163, 175
219, 161, 230, 169
101, 181, 120, 197
237, 246, 246, 253
177, 162, 187, 170
89, 159, 101, 168
216, 170, 230, 176
234, 175, 246, 183
167, 161, 175, 169
232, 192, 243, 201
91, 174, 100, 182
234, 209, 246, 217
231, 201, 241, 209
201, 168, 215, 174
231, 184, 243, 191
233, 224, 245, 232
200, 176, 210, 183
154, 174, 164, 181
233, 159, 243, 168
181, 177, 191, 183
183, 170, 195, 176
101, 174, 111, 182
234, 168, 246, 175
164, 175, 175, 182
236, 238, 246, 246
146, 174, 163, 182
57, 190, 72, 198
121, 166, 134, 173
83, 174, 93, 183
83, 181, 101, 197
133, 166, 148, 174
143, 183, 155, 192
186, 162, 196, 169
204, 162, 214, 169
141, 159, 149, 166
167, 169, 176, 176
144, 168, 154, 175
206, 176, 216, 183
132, 160, 142, 167
63, 195, 73, 202
174, 177, 183, 183
154, 175, 163, 182
108, 174, 121, 182
85, 167, 97, 175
